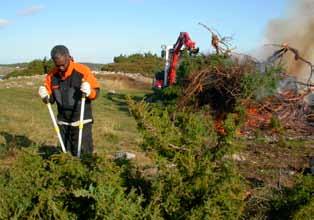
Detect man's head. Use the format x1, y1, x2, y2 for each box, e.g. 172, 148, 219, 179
50, 45, 71, 73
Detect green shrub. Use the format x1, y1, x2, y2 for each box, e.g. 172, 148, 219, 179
102, 53, 164, 77
0, 149, 144, 219
240, 66, 282, 100
147, 85, 183, 105
128, 98, 247, 219
176, 52, 210, 84
268, 175, 314, 220
293, 199, 314, 220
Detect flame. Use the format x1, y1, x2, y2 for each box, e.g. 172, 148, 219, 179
213, 106, 274, 135
214, 119, 226, 135
245, 107, 271, 128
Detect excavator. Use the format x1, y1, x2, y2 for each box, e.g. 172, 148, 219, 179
153, 32, 199, 88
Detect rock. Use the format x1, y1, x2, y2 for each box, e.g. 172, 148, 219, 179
223, 153, 246, 162
114, 151, 136, 160
231, 153, 246, 161
166, 163, 176, 168
288, 170, 296, 176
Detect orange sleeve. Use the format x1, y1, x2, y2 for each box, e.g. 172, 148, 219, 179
75, 63, 100, 100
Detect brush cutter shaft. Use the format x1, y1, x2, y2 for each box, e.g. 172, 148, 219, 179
47, 103, 66, 153
77, 94, 86, 157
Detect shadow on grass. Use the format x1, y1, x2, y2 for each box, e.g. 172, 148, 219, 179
0, 132, 35, 148
105, 92, 144, 113
0, 131, 61, 159
37, 145, 62, 159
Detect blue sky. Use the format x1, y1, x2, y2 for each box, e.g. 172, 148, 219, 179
0, 0, 287, 64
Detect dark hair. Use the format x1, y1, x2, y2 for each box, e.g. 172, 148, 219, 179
51, 45, 70, 59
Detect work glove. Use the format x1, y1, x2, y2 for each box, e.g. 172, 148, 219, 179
81, 81, 91, 97
38, 86, 49, 100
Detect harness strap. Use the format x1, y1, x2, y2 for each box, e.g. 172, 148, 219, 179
57, 119, 93, 127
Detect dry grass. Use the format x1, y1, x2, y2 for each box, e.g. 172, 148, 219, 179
97, 74, 152, 91
0, 74, 152, 161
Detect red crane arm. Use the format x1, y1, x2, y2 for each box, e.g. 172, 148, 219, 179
168, 32, 197, 85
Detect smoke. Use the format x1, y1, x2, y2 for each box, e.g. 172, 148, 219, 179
264, 0, 314, 81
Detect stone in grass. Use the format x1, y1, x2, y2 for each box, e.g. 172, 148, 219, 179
108, 90, 116, 95
114, 151, 136, 160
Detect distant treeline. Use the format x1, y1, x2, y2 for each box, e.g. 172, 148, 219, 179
101, 53, 164, 77
4, 58, 54, 79
81, 63, 104, 71
4, 59, 105, 79
0, 63, 28, 68
4, 53, 164, 79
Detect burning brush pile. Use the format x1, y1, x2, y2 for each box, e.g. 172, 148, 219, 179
177, 53, 314, 136
243, 89, 314, 135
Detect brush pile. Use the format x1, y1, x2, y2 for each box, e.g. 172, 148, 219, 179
243, 89, 314, 135
177, 54, 314, 135
179, 57, 255, 114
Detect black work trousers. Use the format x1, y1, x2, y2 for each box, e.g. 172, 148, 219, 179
59, 123, 93, 156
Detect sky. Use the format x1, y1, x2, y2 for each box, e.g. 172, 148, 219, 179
0, 0, 288, 64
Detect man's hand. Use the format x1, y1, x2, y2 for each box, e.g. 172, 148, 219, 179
81, 81, 91, 97
38, 86, 49, 100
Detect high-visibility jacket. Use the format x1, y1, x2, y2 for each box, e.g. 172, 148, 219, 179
44, 61, 100, 122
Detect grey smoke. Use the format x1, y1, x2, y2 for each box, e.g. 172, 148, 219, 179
265, 0, 314, 81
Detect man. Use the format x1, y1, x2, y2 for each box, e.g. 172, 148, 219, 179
38, 45, 100, 156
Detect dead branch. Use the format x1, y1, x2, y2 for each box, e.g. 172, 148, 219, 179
198, 22, 235, 55
265, 43, 314, 87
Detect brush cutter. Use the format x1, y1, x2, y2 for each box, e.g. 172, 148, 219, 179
77, 89, 86, 158
46, 97, 66, 153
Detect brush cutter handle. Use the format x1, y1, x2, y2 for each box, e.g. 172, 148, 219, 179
77, 80, 87, 157
45, 96, 50, 104
46, 103, 66, 153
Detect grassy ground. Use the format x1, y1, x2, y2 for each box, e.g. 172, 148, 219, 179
0, 75, 151, 161
0, 75, 312, 186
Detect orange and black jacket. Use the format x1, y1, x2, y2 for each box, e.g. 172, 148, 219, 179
44, 61, 100, 122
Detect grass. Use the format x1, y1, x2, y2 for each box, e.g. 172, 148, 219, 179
0, 74, 313, 219
93, 90, 147, 153
0, 75, 151, 160
0, 74, 312, 186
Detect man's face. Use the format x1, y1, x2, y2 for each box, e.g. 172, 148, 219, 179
53, 55, 70, 73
